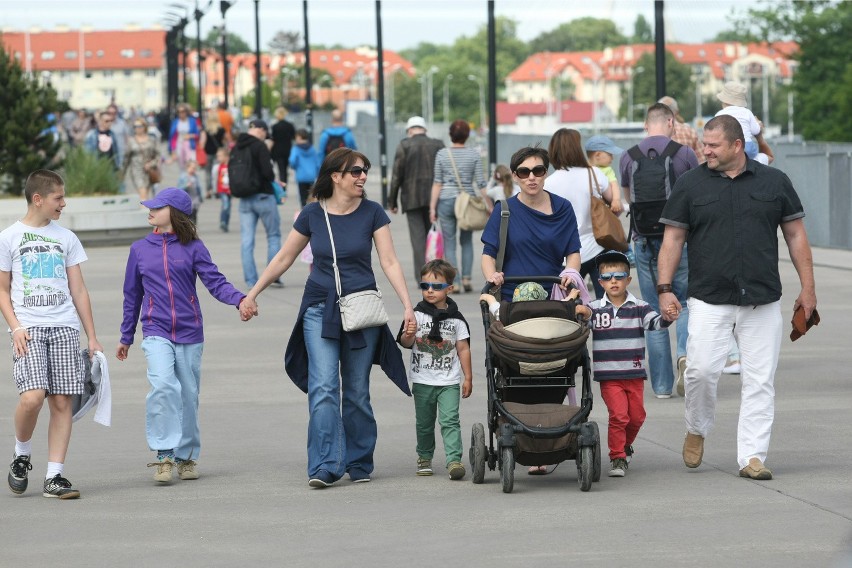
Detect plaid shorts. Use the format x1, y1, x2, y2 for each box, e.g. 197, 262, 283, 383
12, 327, 85, 395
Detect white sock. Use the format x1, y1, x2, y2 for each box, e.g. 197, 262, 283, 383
14, 438, 32, 457
45, 462, 63, 480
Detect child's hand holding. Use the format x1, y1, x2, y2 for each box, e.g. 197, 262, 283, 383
402, 319, 416, 339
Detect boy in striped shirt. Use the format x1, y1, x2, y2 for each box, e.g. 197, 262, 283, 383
575, 250, 675, 477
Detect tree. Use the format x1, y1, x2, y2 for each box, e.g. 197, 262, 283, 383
529, 18, 628, 53
620, 51, 694, 121
632, 15, 653, 43
269, 30, 302, 54
202, 28, 251, 54
0, 42, 62, 194
726, 0, 852, 141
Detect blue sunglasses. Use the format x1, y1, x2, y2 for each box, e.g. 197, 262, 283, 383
599, 272, 629, 281
419, 281, 452, 291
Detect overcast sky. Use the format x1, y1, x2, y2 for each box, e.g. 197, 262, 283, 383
0, 0, 757, 51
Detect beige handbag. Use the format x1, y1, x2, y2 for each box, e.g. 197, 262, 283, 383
448, 149, 489, 231
322, 201, 389, 331
587, 168, 628, 252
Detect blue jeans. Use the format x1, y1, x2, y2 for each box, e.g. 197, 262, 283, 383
219, 193, 231, 229
303, 304, 380, 480
141, 336, 204, 460
634, 236, 689, 395
239, 193, 282, 287
437, 198, 473, 284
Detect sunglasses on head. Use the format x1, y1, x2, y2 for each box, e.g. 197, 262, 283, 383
419, 281, 451, 291
343, 166, 369, 177
514, 165, 548, 179
599, 272, 629, 281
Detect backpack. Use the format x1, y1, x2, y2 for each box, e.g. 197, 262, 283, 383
627, 140, 682, 237
228, 144, 259, 198
324, 133, 347, 156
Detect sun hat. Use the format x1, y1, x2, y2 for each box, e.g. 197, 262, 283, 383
584, 135, 623, 155
512, 282, 549, 302
717, 81, 749, 107
141, 187, 193, 216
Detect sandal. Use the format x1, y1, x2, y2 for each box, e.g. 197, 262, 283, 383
462, 278, 472, 293
527, 465, 551, 476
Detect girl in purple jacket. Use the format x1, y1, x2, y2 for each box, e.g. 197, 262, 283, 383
116, 188, 247, 484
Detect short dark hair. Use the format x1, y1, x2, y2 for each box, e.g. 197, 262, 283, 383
704, 115, 745, 147
420, 259, 457, 284
312, 147, 372, 200
548, 128, 588, 170
509, 146, 549, 172
449, 120, 470, 144
646, 102, 674, 124
295, 128, 309, 139
24, 170, 64, 204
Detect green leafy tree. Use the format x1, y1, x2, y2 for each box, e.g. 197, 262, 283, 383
0, 42, 62, 194
619, 51, 694, 121
203, 28, 252, 54
268, 30, 302, 54
728, 0, 852, 141
632, 15, 653, 43
529, 18, 628, 53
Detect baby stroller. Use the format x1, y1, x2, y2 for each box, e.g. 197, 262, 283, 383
471, 276, 601, 493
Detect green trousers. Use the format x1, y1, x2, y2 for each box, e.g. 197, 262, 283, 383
413, 383, 463, 466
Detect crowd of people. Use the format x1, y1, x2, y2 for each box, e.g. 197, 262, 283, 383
4, 81, 817, 498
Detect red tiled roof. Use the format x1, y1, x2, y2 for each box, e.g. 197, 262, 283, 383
286, 50, 415, 86
1, 30, 166, 71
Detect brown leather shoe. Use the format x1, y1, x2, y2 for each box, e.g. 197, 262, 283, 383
739, 458, 772, 480
683, 433, 704, 468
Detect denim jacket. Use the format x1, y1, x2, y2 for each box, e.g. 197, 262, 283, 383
120, 232, 245, 345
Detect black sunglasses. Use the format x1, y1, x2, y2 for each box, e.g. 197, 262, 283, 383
342, 166, 369, 177
514, 165, 548, 179
419, 281, 451, 291
599, 271, 629, 281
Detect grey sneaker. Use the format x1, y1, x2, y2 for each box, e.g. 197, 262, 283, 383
43, 474, 80, 499
416, 457, 433, 476
148, 457, 175, 483
448, 461, 466, 480
608, 458, 628, 478
8, 455, 32, 494
177, 459, 199, 480
676, 356, 687, 397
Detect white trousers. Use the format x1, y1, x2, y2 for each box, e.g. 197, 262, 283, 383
685, 299, 782, 468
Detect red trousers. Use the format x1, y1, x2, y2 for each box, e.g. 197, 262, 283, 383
599, 379, 646, 460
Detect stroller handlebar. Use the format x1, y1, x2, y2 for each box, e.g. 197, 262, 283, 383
480, 276, 569, 296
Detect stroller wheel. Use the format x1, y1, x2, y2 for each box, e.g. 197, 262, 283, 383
589, 422, 602, 483
577, 446, 593, 492
470, 423, 486, 484
500, 447, 515, 494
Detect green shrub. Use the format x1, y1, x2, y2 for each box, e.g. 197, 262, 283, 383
61, 147, 120, 195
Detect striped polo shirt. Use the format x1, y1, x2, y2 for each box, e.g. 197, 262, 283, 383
588, 291, 672, 382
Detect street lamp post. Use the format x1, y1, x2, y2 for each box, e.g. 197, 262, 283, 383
220, 1, 234, 109
426, 66, 439, 126
253, 0, 262, 119
692, 65, 703, 124
442, 73, 453, 124
468, 74, 485, 133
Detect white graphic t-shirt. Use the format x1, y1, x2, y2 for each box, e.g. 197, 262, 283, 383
409, 310, 470, 387
0, 221, 87, 329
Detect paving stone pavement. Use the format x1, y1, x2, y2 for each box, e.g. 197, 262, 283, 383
1, 161, 850, 567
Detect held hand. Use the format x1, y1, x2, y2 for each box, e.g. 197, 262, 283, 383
403, 306, 416, 333
659, 291, 682, 322
462, 378, 472, 399
240, 297, 259, 321
116, 344, 130, 361
11, 328, 30, 358
402, 320, 417, 338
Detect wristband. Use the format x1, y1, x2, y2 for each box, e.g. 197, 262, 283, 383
10, 327, 25, 335
656, 284, 673, 295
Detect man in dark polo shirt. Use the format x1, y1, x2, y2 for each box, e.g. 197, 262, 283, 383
656, 114, 817, 480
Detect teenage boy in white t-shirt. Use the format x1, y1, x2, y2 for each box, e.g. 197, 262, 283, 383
0, 170, 102, 499
398, 259, 472, 480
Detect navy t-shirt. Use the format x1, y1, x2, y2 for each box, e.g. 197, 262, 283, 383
294, 199, 390, 301
481, 192, 581, 301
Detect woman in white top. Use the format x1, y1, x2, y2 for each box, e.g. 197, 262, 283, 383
544, 128, 620, 298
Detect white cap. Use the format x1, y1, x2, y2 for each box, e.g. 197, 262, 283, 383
406, 116, 427, 131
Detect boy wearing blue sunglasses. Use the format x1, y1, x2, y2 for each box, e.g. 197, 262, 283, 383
575, 250, 675, 478
398, 259, 472, 480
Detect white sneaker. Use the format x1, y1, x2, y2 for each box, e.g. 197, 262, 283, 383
655, 393, 672, 399
676, 356, 687, 397
723, 361, 741, 374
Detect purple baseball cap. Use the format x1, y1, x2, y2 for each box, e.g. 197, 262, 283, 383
141, 187, 193, 216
